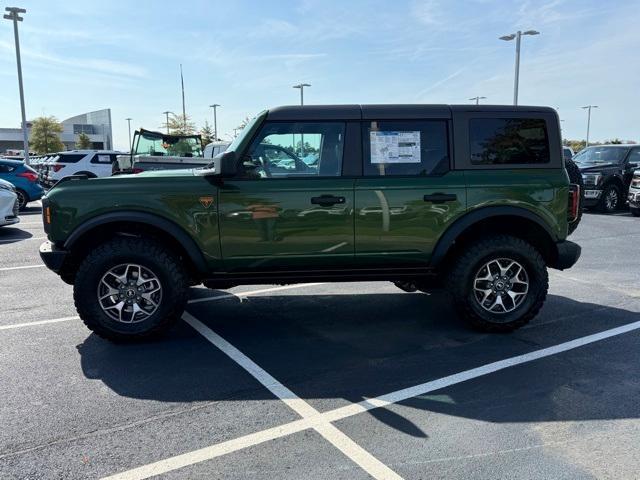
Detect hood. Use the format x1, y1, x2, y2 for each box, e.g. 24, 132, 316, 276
578, 163, 619, 173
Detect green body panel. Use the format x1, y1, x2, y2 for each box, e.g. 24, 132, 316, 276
218, 179, 355, 271
354, 171, 467, 266
465, 169, 569, 240
46, 172, 223, 267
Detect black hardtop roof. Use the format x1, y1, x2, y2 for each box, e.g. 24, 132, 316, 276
266, 104, 557, 121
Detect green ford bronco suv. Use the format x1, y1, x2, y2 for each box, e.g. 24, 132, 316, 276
40, 105, 582, 341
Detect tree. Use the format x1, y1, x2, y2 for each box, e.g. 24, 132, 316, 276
199, 121, 214, 146
162, 113, 196, 135
30, 116, 64, 154
76, 132, 92, 149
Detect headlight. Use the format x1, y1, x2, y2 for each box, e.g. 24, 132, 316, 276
581, 173, 601, 185
0, 182, 15, 193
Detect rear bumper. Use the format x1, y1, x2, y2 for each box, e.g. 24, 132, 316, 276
583, 188, 602, 207
39, 240, 68, 273
552, 240, 581, 270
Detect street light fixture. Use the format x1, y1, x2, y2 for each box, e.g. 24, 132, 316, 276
4, 7, 29, 164
469, 96, 487, 105
292, 83, 311, 105
125, 118, 132, 151
162, 111, 173, 134
209, 104, 220, 141
581, 105, 598, 147
499, 30, 540, 106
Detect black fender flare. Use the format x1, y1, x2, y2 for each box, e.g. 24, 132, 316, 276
430, 206, 559, 267
64, 211, 208, 273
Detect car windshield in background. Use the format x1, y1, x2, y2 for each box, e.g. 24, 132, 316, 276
136, 131, 202, 157
573, 146, 629, 165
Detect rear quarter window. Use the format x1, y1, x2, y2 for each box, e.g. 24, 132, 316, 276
470, 118, 550, 165
57, 154, 87, 163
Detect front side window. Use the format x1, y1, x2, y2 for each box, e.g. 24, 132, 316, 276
470, 118, 550, 165
363, 120, 449, 176
242, 122, 345, 178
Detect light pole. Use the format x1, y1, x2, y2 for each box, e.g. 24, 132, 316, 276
469, 96, 487, 105
499, 30, 539, 106
162, 111, 172, 134
4, 7, 29, 164
125, 118, 132, 150
293, 84, 311, 155
582, 105, 598, 147
209, 104, 220, 141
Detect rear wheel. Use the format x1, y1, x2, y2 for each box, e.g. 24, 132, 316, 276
446, 235, 548, 332
15, 189, 28, 210
597, 184, 621, 213
73, 237, 188, 341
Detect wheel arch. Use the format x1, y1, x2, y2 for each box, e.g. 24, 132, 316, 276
431, 206, 561, 271
63, 211, 208, 281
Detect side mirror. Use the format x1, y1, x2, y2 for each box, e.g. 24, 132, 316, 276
195, 151, 237, 177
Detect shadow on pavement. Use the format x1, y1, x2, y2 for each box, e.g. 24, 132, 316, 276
0, 227, 33, 244
77, 291, 640, 439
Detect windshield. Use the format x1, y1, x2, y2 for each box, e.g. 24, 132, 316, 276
573, 146, 628, 165
135, 131, 203, 157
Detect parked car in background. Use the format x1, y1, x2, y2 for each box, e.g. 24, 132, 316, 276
562, 146, 574, 161
0, 159, 44, 210
574, 144, 640, 213
628, 169, 640, 217
42, 150, 121, 188
0, 178, 19, 227
203, 141, 231, 159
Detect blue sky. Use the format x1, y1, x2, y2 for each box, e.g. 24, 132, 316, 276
0, 0, 638, 150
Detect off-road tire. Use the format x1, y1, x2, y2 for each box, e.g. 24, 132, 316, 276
73, 237, 188, 342
446, 235, 548, 333
564, 158, 583, 235
597, 183, 621, 213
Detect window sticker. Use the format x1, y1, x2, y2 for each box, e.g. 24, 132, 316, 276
97, 155, 111, 163
370, 131, 421, 164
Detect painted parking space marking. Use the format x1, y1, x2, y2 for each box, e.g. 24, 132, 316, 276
0, 283, 324, 331
103, 318, 640, 480
0, 264, 46, 272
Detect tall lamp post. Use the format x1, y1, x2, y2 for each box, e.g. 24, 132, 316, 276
582, 105, 598, 147
499, 30, 539, 106
125, 118, 132, 151
293, 84, 311, 155
469, 96, 487, 105
4, 7, 29, 164
209, 104, 220, 141
162, 111, 172, 134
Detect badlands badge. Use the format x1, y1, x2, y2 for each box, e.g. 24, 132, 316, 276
199, 196, 214, 209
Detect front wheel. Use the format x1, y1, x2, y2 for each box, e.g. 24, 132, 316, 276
597, 184, 621, 213
73, 237, 189, 341
446, 235, 548, 332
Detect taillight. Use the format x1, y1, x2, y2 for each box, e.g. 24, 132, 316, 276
132, 168, 145, 174
568, 184, 580, 222
52, 164, 65, 172
17, 171, 38, 182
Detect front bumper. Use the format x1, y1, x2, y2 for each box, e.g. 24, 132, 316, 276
39, 240, 68, 273
628, 189, 640, 208
552, 240, 582, 270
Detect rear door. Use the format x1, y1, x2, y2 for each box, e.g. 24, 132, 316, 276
218, 120, 357, 271
354, 109, 466, 267
90, 153, 117, 177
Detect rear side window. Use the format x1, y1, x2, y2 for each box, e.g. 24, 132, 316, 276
57, 154, 87, 163
363, 120, 449, 176
0, 163, 17, 173
470, 118, 550, 165
90, 154, 115, 164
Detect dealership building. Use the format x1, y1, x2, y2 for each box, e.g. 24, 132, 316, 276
0, 108, 113, 154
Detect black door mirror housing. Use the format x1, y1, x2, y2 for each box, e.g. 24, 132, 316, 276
195, 150, 237, 177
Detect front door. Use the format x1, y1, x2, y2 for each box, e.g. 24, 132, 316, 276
218, 121, 355, 272
355, 119, 466, 267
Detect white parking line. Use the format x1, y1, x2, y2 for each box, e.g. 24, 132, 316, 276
103, 318, 640, 480
0, 283, 324, 331
0, 264, 46, 272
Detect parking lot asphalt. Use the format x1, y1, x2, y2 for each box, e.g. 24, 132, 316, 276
1, 205, 639, 479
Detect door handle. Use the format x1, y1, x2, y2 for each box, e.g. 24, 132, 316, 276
423, 193, 457, 204
311, 195, 346, 207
